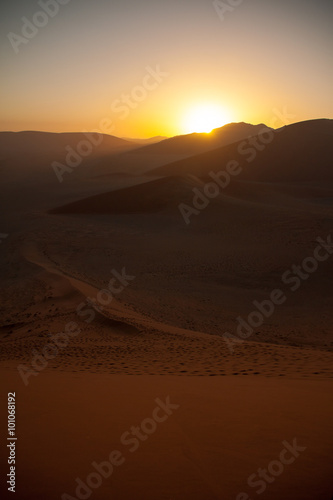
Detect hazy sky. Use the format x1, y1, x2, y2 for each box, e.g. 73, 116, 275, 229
1, 0, 332, 137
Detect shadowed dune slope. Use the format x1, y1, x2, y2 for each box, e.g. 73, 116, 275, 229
49, 175, 204, 214
88, 122, 273, 178
128, 122, 272, 156
48, 120, 333, 216
150, 119, 333, 182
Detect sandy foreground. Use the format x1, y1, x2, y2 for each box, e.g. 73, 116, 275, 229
1, 240, 332, 500
0, 371, 332, 500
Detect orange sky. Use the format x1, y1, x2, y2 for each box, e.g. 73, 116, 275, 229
1, 0, 332, 138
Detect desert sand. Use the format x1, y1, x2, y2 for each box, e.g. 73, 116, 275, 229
1, 120, 333, 499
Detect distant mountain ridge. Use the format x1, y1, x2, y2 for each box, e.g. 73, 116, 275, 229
122, 136, 168, 145
0, 131, 136, 160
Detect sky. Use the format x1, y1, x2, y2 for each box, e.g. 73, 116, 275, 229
1, 0, 332, 138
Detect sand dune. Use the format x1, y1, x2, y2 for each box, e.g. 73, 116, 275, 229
2, 235, 333, 378
2, 371, 332, 500
48, 175, 333, 217
49, 175, 205, 214
129, 122, 272, 156
88, 122, 272, 178
151, 119, 333, 182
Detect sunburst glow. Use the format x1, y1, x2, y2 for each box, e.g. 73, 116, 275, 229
183, 104, 232, 134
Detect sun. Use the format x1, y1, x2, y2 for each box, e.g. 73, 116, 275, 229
183, 104, 232, 134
